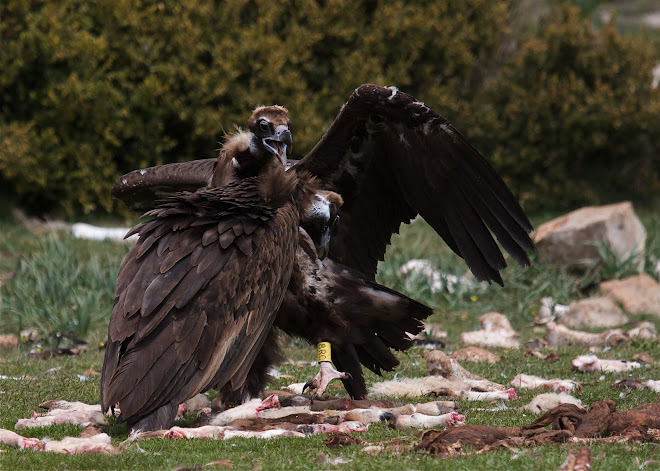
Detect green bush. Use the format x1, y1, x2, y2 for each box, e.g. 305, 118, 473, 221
466, 4, 660, 210
0, 0, 509, 216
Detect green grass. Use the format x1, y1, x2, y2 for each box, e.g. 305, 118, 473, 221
0, 209, 659, 469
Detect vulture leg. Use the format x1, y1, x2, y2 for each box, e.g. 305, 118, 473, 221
303, 358, 352, 399
125, 402, 178, 433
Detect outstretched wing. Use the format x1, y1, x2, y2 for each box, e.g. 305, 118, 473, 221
100, 183, 298, 426
111, 159, 216, 211
293, 84, 534, 285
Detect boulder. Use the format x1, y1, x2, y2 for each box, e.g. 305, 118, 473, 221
534, 202, 646, 270
601, 274, 660, 317
558, 297, 628, 329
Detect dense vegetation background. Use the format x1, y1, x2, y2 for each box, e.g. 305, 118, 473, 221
0, 0, 658, 216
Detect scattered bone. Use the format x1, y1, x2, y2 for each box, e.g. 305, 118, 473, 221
612, 378, 660, 393
413, 401, 462, 415
558, 446, 591, 471
131, 425, 304, 440
295, 422, 366, 435
0, 428, 44, 450
425, 350, 506, 391
626, 321, 657, 340
16, 402, 108, 429
370, 376, 501, 399
1, 428, 119, 454
524, 349, 560, 362
342, 408, 394, 424
210, 394, 280, 426
511, 374, 581, 392
460, 312, 520, 349
545, 322, 627, 347
451, 347, 500, 364
457, 389, 517, 401
389, 411, 465, 430
571, 354, 643, 373
523, 393, 584, 414
43, 433, 119, 454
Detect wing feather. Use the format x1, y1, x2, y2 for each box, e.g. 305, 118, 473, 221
293, 84, 534, 283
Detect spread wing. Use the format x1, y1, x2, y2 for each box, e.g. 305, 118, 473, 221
111, 159, 217, 211
292, 84, 534, 285
100, 183, 298, 425
111, 159, 300, 211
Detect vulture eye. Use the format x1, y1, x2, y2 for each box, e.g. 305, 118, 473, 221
259, 120, 270, 132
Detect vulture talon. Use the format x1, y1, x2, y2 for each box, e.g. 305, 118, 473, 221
305, 361, 350, 398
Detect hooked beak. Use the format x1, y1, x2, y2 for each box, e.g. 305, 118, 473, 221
315, 215, 339, 260
263, 125, 292, 167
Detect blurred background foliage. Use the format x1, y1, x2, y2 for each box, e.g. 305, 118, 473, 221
0, 0, 658, 216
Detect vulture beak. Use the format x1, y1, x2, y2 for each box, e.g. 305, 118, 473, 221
263, 125, 292, 167
315, 215, 339, 260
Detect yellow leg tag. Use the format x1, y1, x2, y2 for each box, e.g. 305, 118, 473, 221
317, 342, 331, 363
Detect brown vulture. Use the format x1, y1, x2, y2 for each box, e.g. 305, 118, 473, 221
106, 84, 535, 420
100, 106, 339, 431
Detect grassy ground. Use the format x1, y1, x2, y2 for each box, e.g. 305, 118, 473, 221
1, 209, 659, 470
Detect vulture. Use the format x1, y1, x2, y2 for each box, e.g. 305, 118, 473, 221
106, 84, 535, 425
100, 106, 340, 431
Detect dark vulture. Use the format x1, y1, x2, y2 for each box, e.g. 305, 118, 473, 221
107, 84, 535, 420
100, 106, 334, 431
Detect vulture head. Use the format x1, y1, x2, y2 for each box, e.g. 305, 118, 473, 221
301, 190, 343, 259
211, 105, 292, 187
247, 105, 292, 168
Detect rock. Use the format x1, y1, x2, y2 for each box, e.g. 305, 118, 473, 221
0, 334, 18, 349
460, 312, 520, 349
534, 202, 646, 270
558, 297, 628, 329
600, 274, 660, 316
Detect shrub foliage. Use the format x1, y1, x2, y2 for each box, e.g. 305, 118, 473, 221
0, 0, 508, 215
467, 4, 660, 210
0, 1, 658, 214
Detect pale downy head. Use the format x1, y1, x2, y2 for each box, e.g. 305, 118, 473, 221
212, 105, 292, 187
